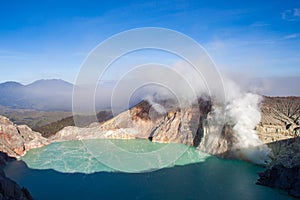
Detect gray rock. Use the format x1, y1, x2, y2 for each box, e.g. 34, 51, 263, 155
257, 164, 300, 198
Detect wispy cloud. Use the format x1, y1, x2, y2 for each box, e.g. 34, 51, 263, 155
294, 8, 300, 17
250, 22, 270, 27
283, 34, 299, 40
0, 49, 30, 60
282, 8, 300, 21
72, 51, 89, 57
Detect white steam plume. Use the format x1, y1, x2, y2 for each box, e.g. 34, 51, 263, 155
225, 92, 271, 164
133, 61, 272, 165
91, 58, 271, 164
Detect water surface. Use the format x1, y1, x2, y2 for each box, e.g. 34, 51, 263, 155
4, 139, 291, 200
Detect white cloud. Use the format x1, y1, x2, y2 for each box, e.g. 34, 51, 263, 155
282, 9, 291, 20
250, 22, 270, 27
294, 8, 300, 17
282, 8, 300, 21
284, 34, 299, 40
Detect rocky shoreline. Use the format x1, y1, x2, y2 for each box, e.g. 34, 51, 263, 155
0, 115, 47, 199
0, 152, 33, 200
255, 97, 300, 198
256, 137, 300, 198
257, 162, 300, 198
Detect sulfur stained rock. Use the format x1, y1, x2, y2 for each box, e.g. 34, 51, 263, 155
0, 115, 48, 157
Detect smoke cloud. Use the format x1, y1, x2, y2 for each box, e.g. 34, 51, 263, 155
72, 49, 272, 165
225, 92, 271, 164
114, 60, 273, 165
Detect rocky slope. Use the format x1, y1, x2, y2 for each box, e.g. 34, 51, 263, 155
0, 116, 49, 157
255, 96, 300, 198
0, 152, 33, 200
256, 138, 300, 198
52, 99, 214, 148
52, 98, 258, 162
0, 115, 47, 200
256, 96, 300, 143
35, 110, 113, 137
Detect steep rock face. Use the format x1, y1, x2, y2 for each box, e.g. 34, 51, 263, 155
257, 138, 300, 198
51, 97, 299, 158
0, 116, 41, 200
0, 152, 33, 200
0, 115, 48, 157
256, 97, 300, 198
52, 99, 238, 158
0, 168, 33, 200
53, 97, 299, 159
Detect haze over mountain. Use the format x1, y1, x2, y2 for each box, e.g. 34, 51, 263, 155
0, 79, 73, 111
0, 79, 141, 111
252, 76, 300, 96
0, 76, 299, 112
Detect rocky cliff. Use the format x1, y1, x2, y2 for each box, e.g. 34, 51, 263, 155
0, 115, 49, 157
0, 152, 33, 200
256, 138, 300, 198
52, 99, 214, 147
256, 96, 300, 143
51, 100, 205, 146
52, 98, 262, 163
0, 116, 44, 200
255, 96, 300, 198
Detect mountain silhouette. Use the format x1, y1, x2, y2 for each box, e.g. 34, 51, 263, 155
0, 79, 73, 111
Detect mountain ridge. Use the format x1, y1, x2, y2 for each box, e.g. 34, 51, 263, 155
0, 79, 73, 111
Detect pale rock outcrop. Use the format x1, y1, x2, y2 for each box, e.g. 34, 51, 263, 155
51, 125, 136, 141
0, 115, 49, 157
52, 97, 300, 198
0, 116, 44, 199
51, 97, 300, 166
52, 99, 237, 158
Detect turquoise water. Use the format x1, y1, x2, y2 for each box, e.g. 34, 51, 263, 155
4, 139, 292, 200
18, 139, 211, 173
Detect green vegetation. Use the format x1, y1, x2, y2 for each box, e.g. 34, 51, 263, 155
34, 115, 75, 137
0, 106, 113, 138
35, 110, 113, 137
0, 106, 70, 129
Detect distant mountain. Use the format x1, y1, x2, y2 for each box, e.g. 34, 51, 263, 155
0, 79, 147, 112
248, 76, 300, 96
27, 79, 73, 91
0, 79, 73, 111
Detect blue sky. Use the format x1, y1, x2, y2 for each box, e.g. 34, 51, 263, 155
0, 0, 300, 84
